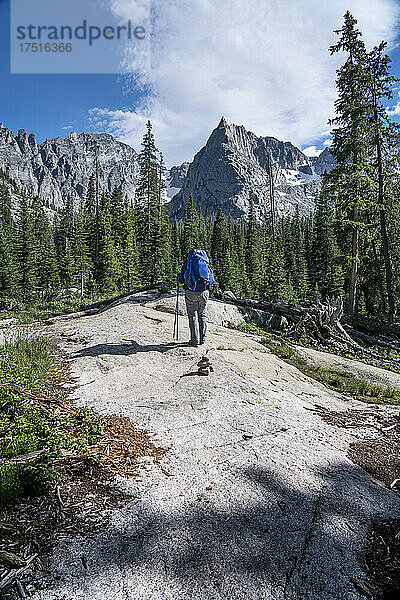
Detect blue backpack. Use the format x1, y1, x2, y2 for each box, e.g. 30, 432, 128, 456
182, 249, 215, 292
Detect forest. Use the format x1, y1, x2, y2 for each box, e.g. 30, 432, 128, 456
0, 11, 399, 323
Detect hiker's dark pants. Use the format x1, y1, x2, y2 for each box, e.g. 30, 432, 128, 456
184, 289, 209, 345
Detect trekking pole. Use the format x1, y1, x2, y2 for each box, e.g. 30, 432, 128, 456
173, 283, 179, 340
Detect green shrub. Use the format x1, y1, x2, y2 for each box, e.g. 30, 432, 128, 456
274, 344, 294, 359
0, 334, 103, 505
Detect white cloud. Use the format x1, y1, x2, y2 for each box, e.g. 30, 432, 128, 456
387, 91, 400, 115
302, 146, 323, 157
89, 0, 400, 165
323, 139, 333, 147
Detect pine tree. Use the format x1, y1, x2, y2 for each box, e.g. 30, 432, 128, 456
244, 193, 262, 295
198, 208, 208, 253
387, 177, 400, 309
110, 187, 125, 245
75, 199, 93, 297
124, 206, 140, 291
210, 209, 232, 290
55, 195, 76, 289
97, 191, 120, 294
290, 207, 309, 305
15, 196, 37, 302
81, 175, 100, 284
0, 183, 12, 228
0, 223, 16, 301
153, 154, 171, 282
264, 244, 288, 302
229, 220, 247, 295
0, 184, 16, 300
366, 42, 400, 321
171, 218, 183, 280
41, 221, 60, 295
328, 11, 371, 313
183, 194, 200, 254
311, 184, 344, 301
136, 120, 164, 283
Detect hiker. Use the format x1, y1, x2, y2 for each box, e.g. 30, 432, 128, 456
177, 249, 215, 347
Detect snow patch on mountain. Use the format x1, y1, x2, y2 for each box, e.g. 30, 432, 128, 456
167, 118, 336, 220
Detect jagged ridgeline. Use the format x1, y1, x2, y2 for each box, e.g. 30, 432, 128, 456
0, 119, 333, 216
167, 116, 335, 220
0, 117, 338, 310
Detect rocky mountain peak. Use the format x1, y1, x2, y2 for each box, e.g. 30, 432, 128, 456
217, 115, 228, 128
16, 129, 31, 154
0, 124, 140, 206
0, 118, 337, 220
28, 133, 37, 153
312, 147, 335, 175
167, 118, 334, 220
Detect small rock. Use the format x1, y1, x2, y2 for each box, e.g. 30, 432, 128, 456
222, 290, 236, 301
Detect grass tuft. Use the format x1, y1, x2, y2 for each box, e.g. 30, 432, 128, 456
259, 336, 400, 405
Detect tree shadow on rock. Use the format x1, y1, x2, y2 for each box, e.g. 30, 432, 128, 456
51, 462, 399, 599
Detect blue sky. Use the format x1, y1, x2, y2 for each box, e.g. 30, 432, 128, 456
2, 0, 400, 166
0, 0, 143, 144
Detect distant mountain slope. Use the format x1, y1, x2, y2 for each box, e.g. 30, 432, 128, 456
0, 123, 140, 207
0, 120, 334, 217
166, 117, 335, 220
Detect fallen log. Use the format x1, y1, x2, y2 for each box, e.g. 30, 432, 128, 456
44, 283, 165, 324
344, 327, 400, 352
343, 314, 400, 340
1, 450, 45, 466
80, 283, 166, 312
214, 292, 400, 352
0, 554, 38, 589
0, 551, 26, 569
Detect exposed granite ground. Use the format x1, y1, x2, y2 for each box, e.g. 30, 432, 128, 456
30, 291, 399, 600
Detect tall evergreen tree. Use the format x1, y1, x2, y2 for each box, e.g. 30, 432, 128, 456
15, 196, 37, 302
110, 187, 126, 245
41, 221, 60, 294
210, 209, 232, 290
75, 198, 93, 297
366, 42, 400, 321
329, 11, 370, 314
55, 195, 76, 289
84, 175, 97, 269
0, 183, 12, 228
153, 154, 171, 282
291, 207, 309, 305
97, 191, 121, 293
0, 224, 16, 301
171, 218, 183, 280
244, 193, 262, 295
183, 194, 200, 254
311, 185, 344, 300
0, 184, 16, 300
124, 205, 140, 291
136, 120, 164, 283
